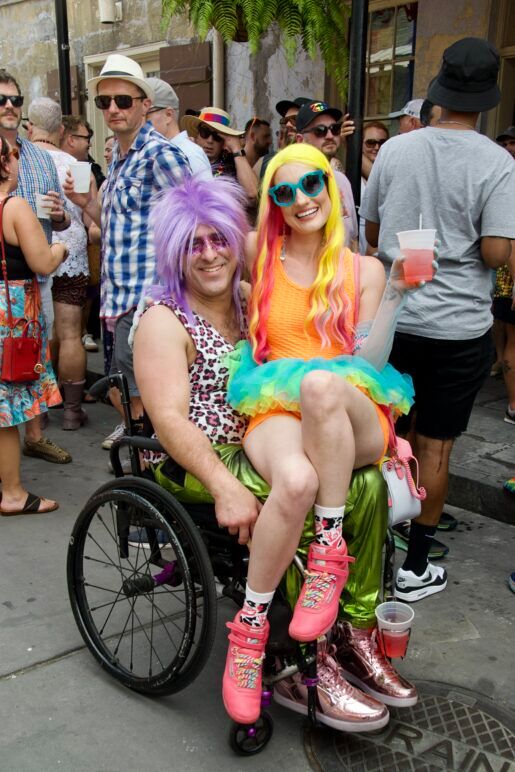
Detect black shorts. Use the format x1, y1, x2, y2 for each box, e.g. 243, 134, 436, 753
389, 331, 494, 440
492, 297, 515, 325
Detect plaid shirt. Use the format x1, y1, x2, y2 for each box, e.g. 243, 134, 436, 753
101, 121, 190, 320
15, 136, 65, 282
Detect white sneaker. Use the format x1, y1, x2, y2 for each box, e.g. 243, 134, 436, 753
504, 407, 515, 425
395, 563, 447, 602
102, 422, 126, 450
82, 333, 99, 352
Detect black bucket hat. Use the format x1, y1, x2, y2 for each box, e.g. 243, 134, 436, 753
427, 37, 501, 113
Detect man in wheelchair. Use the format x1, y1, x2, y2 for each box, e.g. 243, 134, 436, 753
132, 174, 417, 733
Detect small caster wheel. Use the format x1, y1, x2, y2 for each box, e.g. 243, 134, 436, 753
229, 711, 274, 755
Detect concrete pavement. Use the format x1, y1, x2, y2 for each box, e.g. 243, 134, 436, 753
0, 370, 514, 770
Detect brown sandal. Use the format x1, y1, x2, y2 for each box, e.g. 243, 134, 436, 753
0, 492, 59, 516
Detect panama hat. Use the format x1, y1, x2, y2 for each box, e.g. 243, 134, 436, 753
180, 107, 243, 137
87, 54, 154, 100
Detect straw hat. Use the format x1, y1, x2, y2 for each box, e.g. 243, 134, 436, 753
87, 54, 154, 100
180, 107, 243, 137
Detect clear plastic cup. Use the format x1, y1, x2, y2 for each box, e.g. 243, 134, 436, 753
35, 193, 52, 220
375, 601, 414, 658
68, 162, 91, 193
396, 228, 437, 284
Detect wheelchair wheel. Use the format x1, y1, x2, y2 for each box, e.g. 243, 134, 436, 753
67, 476, 217, 696
229, 712, 274, 756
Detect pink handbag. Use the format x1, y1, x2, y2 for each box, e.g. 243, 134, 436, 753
380, 413, 426, 527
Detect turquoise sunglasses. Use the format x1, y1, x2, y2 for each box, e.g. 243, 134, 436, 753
268, 169, 327, 207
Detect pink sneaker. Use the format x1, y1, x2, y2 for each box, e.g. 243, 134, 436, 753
222, 612, 270, 724
289, 541, 354, 642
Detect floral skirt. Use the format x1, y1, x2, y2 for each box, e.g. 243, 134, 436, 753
0, 280, 61, 428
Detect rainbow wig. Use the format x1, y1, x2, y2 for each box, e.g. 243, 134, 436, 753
150, 174, 249, 326
248, 143, 352, 364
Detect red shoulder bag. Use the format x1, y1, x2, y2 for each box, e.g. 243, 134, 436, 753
0, 199, 44, 382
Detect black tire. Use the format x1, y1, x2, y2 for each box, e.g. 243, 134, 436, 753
67, 476, 217, 695
229, 712, 274, 756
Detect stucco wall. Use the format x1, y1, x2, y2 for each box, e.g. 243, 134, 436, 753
413, 0, 492, 97
225, 25, 325, 138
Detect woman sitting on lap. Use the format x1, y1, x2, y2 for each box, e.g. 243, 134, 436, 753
223, 143, 426, 723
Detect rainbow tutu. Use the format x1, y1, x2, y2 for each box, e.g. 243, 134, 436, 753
225, 341, 414, 417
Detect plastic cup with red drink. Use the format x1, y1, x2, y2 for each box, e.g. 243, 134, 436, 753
375, 601, 414, 658
397, 228, 437, 284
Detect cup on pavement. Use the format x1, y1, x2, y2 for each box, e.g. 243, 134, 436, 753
396, 228, 437, 284
68, 162, 91, 194
375, 601, 414, 658
35, 193, 53, 220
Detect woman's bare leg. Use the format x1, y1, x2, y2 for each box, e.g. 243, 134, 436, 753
300, 371, 385, 506
243, 415, 318, 593
0, 426, 57, 512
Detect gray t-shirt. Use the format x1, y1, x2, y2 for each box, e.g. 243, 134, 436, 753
360, 127, 515, 340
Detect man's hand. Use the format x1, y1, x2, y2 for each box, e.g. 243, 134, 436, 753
223, 134, 244, 155
341, 113, 355, 139
214, 477, 262, 546
62, 171, 90, 210
45, 190, 66, 221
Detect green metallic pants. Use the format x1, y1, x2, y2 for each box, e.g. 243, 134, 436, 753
153, 444, 387, 629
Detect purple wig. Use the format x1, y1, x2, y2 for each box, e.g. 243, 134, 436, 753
150, 174, 249, 325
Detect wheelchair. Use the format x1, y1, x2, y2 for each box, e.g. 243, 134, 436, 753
67, 372, 396, 756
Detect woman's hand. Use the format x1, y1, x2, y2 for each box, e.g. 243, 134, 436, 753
389, 241, 440, 293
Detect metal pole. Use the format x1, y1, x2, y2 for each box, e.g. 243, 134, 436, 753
346, 0, 369, 209
54, 0, 72, 114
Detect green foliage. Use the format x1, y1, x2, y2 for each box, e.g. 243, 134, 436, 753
161, 0, 351, 98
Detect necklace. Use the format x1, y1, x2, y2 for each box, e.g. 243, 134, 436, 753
33, 138, 59, 148
437, 120, 475, 130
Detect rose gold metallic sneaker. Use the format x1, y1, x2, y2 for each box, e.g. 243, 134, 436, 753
288, 541, 355, 642
273, 639, 389, 732
333, 621, 418, 708
222, 613, 269, 725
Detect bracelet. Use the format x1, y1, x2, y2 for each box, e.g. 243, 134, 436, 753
232, 149, 245, 158
52, 212, 66, 224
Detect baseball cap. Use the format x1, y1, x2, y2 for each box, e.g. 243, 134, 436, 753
296, 101, 343, 133
388, 99, 424, 120
275, 97, 313, 117
146, 77, 179, 110
496, 125, 515, 142
427, 37, 500, 112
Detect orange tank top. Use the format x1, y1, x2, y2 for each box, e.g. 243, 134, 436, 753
265, 248, 357, 361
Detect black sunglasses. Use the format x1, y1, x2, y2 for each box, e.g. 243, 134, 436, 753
279, 115, 297, 127
198, 124, 224, 143
0, 94, 24, 108
364, 138, 387, 149
94, 94, 145, 110
71, 133, 92, 141
302, 123, 342, 138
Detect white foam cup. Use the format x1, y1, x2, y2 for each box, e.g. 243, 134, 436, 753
68, 162, 91, 193
35, 193, 52, 220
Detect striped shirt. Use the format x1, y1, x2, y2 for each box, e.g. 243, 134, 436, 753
15, 136, 65, 282
101, 121, 190, 321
